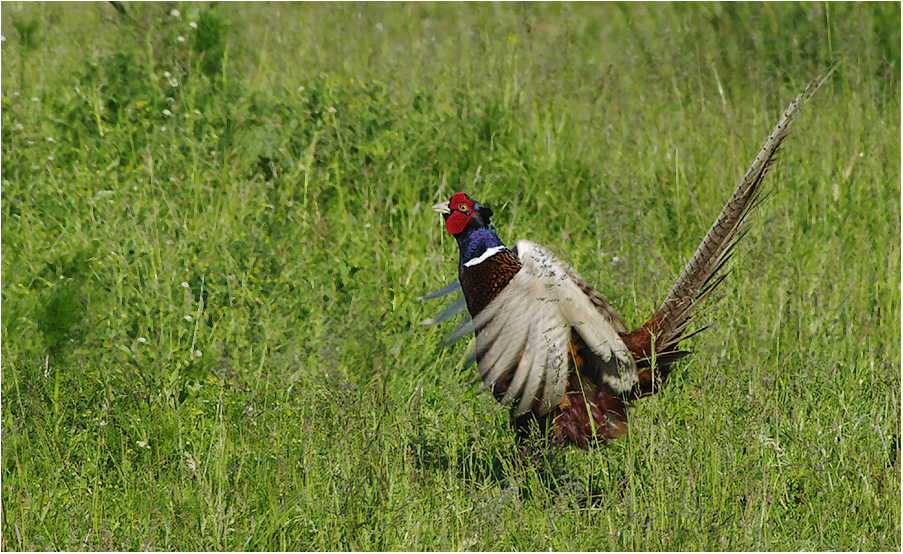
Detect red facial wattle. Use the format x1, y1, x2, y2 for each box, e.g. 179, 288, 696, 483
445, 193, 474, 235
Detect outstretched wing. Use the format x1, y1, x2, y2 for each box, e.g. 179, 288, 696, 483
471, 240, 637, 416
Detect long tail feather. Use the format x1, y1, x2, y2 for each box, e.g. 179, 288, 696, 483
648, 64, 838, 348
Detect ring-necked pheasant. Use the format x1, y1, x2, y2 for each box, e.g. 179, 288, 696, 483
422, 68, 835, 448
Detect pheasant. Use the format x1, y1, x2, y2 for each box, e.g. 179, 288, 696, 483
422, 68, 835, 448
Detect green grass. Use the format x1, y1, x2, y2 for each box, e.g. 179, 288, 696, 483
2, 2, 899, 550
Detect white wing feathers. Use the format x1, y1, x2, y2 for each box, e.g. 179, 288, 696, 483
471, 240, 637, 416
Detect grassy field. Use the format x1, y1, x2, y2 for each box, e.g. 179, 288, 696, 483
2, 2, 899, 550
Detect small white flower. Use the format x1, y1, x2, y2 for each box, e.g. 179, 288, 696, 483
181, 282, 190, 289
47, 156, 54, 161
297, 86, 305, 93
194, 350, 202, 357
162, 109, 172, 116
12, 123, 24, 131
189, 22, 198, 29
327, 107, 337, 114
365, 223, 371, 228
177, 36, 185, 42
194, 109, 201, 116
612, 256, 620, 263
137, 337, 147, 344
31, 97, 39, 102
99, 420, 107, 427
137, 440, 148, 448
160, 126, 167, 132
46, 137, 55, 142
0, 35, 5, 42
184, 315, 193, 322
169, 9, 180, 17
168, 77, 179, 88
163, 71, 172, 78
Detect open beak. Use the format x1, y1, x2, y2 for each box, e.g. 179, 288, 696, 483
431, 201, 451, 215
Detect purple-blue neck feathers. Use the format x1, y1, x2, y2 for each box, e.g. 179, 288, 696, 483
454, 226, 507, 266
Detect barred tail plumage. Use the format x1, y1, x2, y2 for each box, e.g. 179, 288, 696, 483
628, 64, 839, 388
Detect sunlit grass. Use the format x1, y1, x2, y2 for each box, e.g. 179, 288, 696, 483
2, 2, 899, 550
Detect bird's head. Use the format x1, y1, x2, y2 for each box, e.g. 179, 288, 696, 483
431, 192, 494, 235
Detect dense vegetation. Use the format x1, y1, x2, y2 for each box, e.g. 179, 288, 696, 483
2, 2, 899, 550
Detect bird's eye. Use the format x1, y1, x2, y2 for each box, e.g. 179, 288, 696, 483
458, 204, 469, 212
